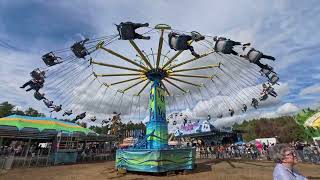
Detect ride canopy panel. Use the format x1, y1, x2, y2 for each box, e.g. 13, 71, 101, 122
0, 115, 95, 135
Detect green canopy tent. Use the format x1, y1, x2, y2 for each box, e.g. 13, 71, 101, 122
0, 115, 118, 167
0, 115, 96, 139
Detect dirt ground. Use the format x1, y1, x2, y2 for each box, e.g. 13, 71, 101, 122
1, 159, 320, 180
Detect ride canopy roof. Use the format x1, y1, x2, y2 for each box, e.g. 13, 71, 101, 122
0, 115, 95, 135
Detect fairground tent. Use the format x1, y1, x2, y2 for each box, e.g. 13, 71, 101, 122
0, 115, 96, 138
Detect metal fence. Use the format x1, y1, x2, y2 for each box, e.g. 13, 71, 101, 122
195, 146, 320, 164
0, 149, 115, 170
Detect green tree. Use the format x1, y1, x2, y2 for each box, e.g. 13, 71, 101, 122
233, 116, 310, 143
0, 101, 15, 118
13, 109, 25, 116
25, 107, 45, 117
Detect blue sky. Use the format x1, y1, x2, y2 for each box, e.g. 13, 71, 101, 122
0, 0, 319, 127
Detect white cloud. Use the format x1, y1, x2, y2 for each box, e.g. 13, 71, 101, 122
190, 82, 289, 118
0, 49, 50, 114
299, 84, 320, 96
211, 102, 300, 128
166, 82, 290, 129
276, 103, 300, 115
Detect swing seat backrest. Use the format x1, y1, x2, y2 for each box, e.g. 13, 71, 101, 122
34, 92, 44, 100
248, 50, 262, 63
260, 94, 268, 100
30, 69, 41, 79
215, 40, 234, 54
118, 23, 135, 40
42, 55, 53, 66
71, 43, 88, 58
169, 34, 191, 50
267, 87, 275, 93
269, 74, 279, 85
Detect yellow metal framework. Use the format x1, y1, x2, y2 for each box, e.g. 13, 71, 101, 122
91, 25, 220, 95
129, 40, 154, 69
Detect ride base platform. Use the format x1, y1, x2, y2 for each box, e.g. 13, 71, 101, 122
116, 147, 195, 173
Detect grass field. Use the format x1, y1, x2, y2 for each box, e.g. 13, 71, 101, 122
1, 159, 320, 180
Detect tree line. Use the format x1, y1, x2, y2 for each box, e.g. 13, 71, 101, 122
233, 113, 320, 143
0, 101, 45, 118
88, 120, 146, 140
1, 101, 319, 142
0, 101, 146, 139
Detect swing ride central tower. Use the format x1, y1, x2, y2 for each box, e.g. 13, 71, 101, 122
146, 79, 168, 149
113, 24, 207, 173
73, 23, 277, 173
115, 75, 196, 173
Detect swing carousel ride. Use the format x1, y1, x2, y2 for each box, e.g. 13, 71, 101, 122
20, 22, 280, 173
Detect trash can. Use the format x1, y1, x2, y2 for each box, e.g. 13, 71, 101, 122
4, 156, 14, 170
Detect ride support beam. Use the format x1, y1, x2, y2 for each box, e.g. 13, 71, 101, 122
129, 40, 154, 69
156, 30, 164, 69
98, 46, 149, 71
167, 51, 214, 70
90, 59, 145, 72
167, 77, 201, 87
136, 80, 151, 96
162, 50, 184, 69
172, 64, 220, 73
169, 74, 213, 79
110, 77, 144, 86
163, 78, 187, 93
121, 78, 147, 93
94, 73, 142, 77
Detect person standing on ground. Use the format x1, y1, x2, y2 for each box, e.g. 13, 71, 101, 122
272, 144, 307, 180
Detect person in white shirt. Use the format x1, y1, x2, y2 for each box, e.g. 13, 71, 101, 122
272, 144, 307, 180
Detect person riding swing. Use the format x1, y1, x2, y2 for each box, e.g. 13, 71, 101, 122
34, 91, 46, 101
43, 99, 54, 108
251, 98, 259, 109
116, 22, 150, 40
71, 38, 90, 59
241, 104, 247, 112
42, 52, 62, 66
62, 110, 73, 116
213, 36, 250, 55
168, 31, 205, 58
240, 45, 275, 70
50, 104, 62, 112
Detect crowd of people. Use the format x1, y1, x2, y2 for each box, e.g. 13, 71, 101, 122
0, 142, 51, 157
196, 143, 274, 160
193, 141, 320, 164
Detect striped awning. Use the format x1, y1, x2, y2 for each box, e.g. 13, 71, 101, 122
0, 115, 95, 135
